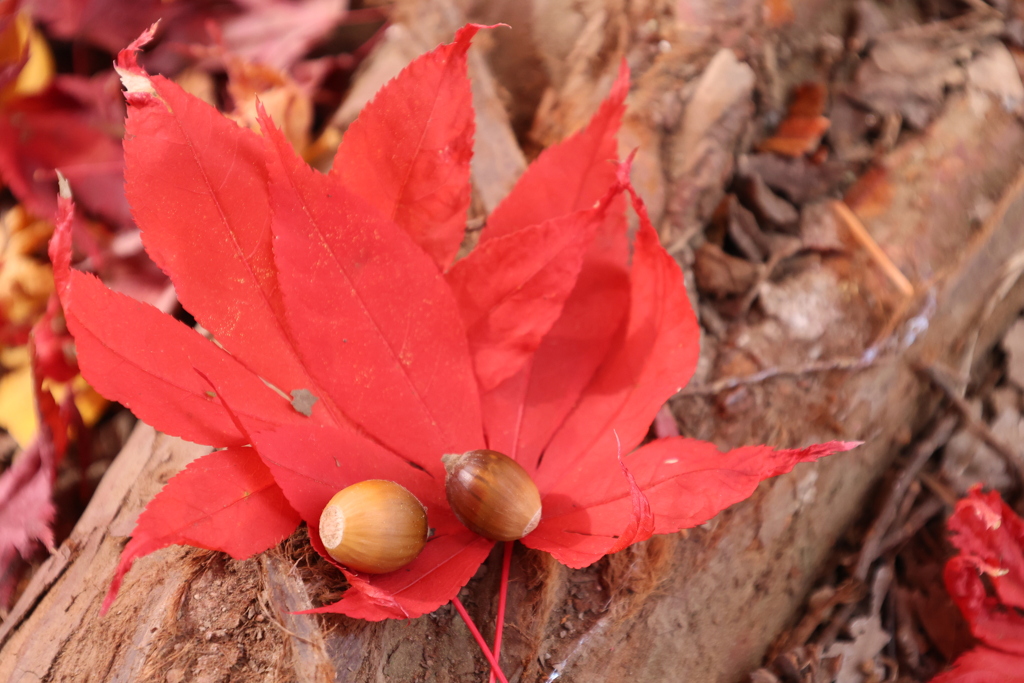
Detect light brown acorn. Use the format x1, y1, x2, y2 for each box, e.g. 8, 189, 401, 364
442, 449, 542, 542
318, 480, 428, 574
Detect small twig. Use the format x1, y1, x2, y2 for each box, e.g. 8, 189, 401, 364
678, 353, 876, 396
868, 291, 915, 351
869, 562, 893, 618
917, 470, 960, 508
736, 251, 782, 317
958, 247, 1024, 380
831, 200, 914, 298
854, 414, 957, 582
816, 414, 957, 649
917, 362, 1024, 492
777, 581, 865, 653
891, 479, 921, 538
453, 598, 510, 683
876, 496, 946, 556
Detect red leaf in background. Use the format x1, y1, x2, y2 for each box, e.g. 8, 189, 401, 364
60, 25, 858, 622
0, 267, 92, 609
331, 25, 477, 271
931, 488, 1024, 681
945, 555, 1024, 656
31, 293, 77, 384
0, 303, 77, 610
931, 647, 1024, 683
0, 438, 55, 607
947, 487, 1024, 613
102, 445, 300, 614
31, 0, 349, 72
30, 0, 194, 56
217, 0, 350, 72
0, 73, 130, 228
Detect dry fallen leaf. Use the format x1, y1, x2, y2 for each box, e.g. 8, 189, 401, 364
759, 83, 831, 158
824, 614, 891, 683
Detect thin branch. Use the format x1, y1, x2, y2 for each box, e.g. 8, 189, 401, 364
831, 200, 914, 297
877, 497, 945, 556
917, 362, 1024, 492
816, 414, 957, 649
678, 353, 876, 396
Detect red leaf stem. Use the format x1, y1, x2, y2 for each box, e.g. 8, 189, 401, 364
489, 541, 514, 683
453, 597, 510, 683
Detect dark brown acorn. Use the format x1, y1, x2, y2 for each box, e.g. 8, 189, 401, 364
442, 449, 542, 542
318, 480, 428, 574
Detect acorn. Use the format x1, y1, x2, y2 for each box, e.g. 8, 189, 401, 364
442, 449, 542, 542
318, 480, 428, 574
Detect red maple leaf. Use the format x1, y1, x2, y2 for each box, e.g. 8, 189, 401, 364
932, 487, 1024, 682
49, 24, 857, 626
0, 71, 131, 229
0, 296, 81, 609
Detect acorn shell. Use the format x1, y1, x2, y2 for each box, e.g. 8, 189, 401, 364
318, 480, 428, 574
442, 450, 542, 542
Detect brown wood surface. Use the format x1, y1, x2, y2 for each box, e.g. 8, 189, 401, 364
5, 2, 1024, 682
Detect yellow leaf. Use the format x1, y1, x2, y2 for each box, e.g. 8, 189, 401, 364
14, 21, 54, 97
0, 363, 37, 447
225, 57, 312, 154
0, 13, 54, 103
0, 344, 30, 369
72, 376, 107, 427
0, 205, 56, 326
44, 375, 108, 427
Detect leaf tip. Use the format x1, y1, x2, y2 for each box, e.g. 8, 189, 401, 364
117, 21, 159, 70
115, 23, 159, 97
49, 188, 74, 295
100, 548, 138, 616
56, 170, 71, 200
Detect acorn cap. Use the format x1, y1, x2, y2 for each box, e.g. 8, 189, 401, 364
442, 450, 542, 542
319, 480, 428, 574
